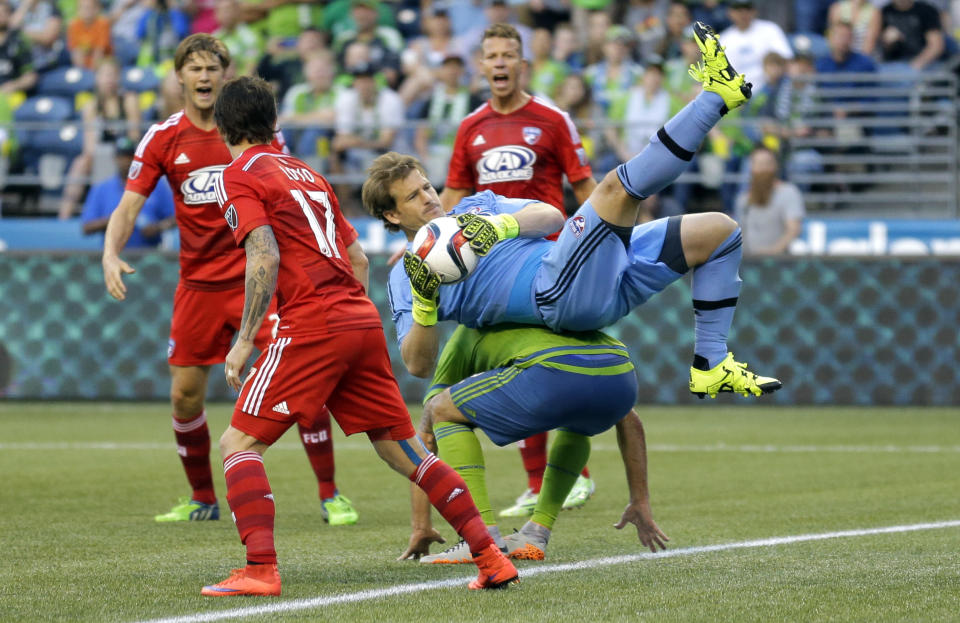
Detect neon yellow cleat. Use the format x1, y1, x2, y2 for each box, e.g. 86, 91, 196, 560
689, 352, 782, 398
320, 494, 359, 526
499, 488, 537, 518
688, 21, 752, 112
561, 475, 595, 511
154, 497, 219, 522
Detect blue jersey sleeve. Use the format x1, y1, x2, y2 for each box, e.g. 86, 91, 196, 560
448, 190, 537, 217
387, 260, 414, 346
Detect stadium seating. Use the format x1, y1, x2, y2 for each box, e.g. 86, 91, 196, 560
121, 66, 161, 93
35, 67, 96, 99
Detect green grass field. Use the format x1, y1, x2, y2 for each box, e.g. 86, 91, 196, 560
1, 402, 958, 622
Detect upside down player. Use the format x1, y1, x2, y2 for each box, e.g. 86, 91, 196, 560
399, 324, 668, 565
365, 23, 781, 401
201, 76, 518, 596
101, 34, 356, 526
441, 23, 599, 517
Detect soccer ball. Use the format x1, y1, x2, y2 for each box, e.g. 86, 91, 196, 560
411, 216, 478, 284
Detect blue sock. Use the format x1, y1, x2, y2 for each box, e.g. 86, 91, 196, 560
691, 228, 742, 369
616, 91, 725, 199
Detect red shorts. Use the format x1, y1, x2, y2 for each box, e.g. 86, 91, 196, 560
168, 283, 276, 366
230, 327, 416, 445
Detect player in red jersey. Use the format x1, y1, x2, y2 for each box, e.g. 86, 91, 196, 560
101, 34, 355, 526
441, 23, 599, 517
199, 76, 518, 596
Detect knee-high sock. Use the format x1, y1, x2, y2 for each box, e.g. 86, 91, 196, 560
692, 228, 743, 368
518, 432, 548, 494
172, 411, 215, 505
298, 405, 337, 500
616, 91, 726, 200
410, 453, 493, 554
531, 430, 591, 530
434, 422, 493, 525
223, 451, 276, 565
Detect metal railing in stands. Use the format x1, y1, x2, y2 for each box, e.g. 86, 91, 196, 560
1, 71, 956, 217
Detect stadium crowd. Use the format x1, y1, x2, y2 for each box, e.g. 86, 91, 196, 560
1, 0, 958, 253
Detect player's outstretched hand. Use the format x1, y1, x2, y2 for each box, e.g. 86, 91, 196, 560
102, 254, 136, 301
224, 338, 255, 392
614, 499, 669, 553
397, 527, 446, 561
403, 251, 441, 326
455, 212, 519, 255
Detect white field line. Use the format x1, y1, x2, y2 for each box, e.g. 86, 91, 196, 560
2, 441, 959, 453
133, 520, 960, 623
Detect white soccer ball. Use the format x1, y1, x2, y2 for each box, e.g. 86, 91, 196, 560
411, 216, 478, 284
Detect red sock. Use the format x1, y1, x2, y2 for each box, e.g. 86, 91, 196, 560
519, 432, 548, 493
410, 454, 493, 554
223, 451, 276, 565
172, 412, 216, 505
298, 405, 337, 500
581, 466, 591, 478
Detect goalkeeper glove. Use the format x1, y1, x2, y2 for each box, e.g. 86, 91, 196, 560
403, 251, 442, 326
455, 212, 520, 256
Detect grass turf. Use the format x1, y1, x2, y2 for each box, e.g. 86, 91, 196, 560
1, 403, 958, 622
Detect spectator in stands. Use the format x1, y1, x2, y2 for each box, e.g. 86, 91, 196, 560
332, 60, 404, 177
12, 0, 67, 74
413, 53, 481, 184
552, 22, 585, 72
108, 0, 147, 65
333, 0, 402, 88
280, 50, 338, 169
135, 0, 190, 76
67, 0, 112, 69
212, 0, 261, 76
736, 146, 805, 256
742, 51, 793, 147
186, 0, 217, 34
613, 61, 669, 162
687, 0, 730, 33
660, 1, 692, 61
719, 0, 793, 91
322, 0, 395, 43
623, 0, 668, 61
817, 21, 877, 81
583, 9, 611, 65
81, 136, 175, 247
0, 0, 37, 94
398, 4, 458, 106
240, 0, 322, 48
584, 25, 643, 114
795, 0, 835, 35
256, 26, 325, 101
455, 0, 533, 62
528, 27, 568, 100
873, 0, 945, 71
59, 56, 141, 218
828, 0, 880, 54
553, 73, 602, 183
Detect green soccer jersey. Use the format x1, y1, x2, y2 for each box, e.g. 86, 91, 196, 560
425, 324, 628, 403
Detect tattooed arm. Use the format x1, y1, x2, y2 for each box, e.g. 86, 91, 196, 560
224, 225, 281, 391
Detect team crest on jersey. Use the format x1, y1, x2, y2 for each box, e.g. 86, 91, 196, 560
522, 126, 542, 145
569, 215, 586, 238
128, 161, 142, 180
181, 165, 227, 204
224, 204, 238, 230
476, 145, 536, 185
576, 147, 588, 167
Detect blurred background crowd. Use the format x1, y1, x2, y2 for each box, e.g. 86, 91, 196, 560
1, 0, 959, 255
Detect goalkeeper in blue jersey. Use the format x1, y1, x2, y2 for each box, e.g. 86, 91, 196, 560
397, 324, 668, 563
364, 23, 780, 400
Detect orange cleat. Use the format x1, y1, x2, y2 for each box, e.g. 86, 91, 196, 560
201, 564, 282, 597
468, 544, 519, 590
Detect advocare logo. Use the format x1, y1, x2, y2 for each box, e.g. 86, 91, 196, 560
476, 145, 536, 185
181, 165, 227, 205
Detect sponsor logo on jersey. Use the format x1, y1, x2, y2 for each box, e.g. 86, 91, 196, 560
476, 145, 536, 185
224, 204, 238, 230
174, 152, 191, 165
570, 215, 586, 238
181, 165, 227, 204
472, 134, 486, 146
128, 160, 142, 180
522, 126, 542, 145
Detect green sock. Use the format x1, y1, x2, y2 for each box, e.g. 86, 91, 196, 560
531, 430, 590, 530
433, 421, 494, 526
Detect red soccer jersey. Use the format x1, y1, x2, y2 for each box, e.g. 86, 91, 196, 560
126, 110, 287, 290
216, 145, 381, 337
445, 96, 593, 216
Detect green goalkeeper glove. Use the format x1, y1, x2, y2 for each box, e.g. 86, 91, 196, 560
403, 251, 442, 326
455, 212, 520, 256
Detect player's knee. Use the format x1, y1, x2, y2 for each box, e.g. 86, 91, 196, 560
170, 386, 204, 417
682, 211, 739, 266
597, 169, 630, 203
425, 391, 462, 425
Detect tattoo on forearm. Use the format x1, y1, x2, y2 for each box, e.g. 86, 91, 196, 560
239, 226, 279, 341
